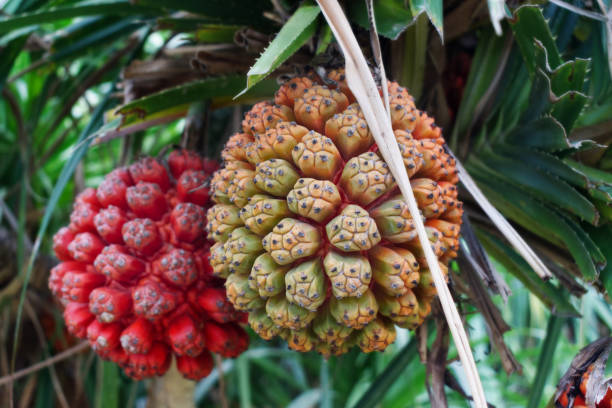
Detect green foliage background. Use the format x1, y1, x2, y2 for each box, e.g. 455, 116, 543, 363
0, 0, 611, 407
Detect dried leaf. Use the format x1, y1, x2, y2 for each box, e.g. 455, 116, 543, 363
426, 307, 450, 408
456, 253, 522, 375
460, 215, 511, 300
316, 1, 487, 405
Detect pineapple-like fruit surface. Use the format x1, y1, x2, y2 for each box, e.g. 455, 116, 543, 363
207, 69, 462, 356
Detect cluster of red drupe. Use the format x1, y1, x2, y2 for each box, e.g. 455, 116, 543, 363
50, 150, 248, 380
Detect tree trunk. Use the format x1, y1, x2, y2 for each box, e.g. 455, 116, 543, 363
147, 361, 195, 408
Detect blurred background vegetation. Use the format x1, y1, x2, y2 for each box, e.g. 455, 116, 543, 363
0, 0, 611, 407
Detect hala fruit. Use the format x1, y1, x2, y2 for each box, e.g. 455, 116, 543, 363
206, 68, 462, 356
50, 150, 248, 380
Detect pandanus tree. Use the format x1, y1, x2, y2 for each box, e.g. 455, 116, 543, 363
0, 0, 611, 407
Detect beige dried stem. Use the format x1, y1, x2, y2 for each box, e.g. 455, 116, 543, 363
315, 1, 488, 406
147, 361, 196, 408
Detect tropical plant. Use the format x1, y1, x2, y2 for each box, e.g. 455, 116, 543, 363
0, 0, 610, 407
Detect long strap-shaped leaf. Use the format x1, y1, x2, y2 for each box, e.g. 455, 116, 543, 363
453, 156, 553, 280
315, 1, 487, 406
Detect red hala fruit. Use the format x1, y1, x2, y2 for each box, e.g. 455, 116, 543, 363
94, 244, 145, 282
64, 303, 94, 339
53, 227, 75, 261
107, 347, 129, 366
94, 206, 128, 244
87, 320, 122, 354
177, 170, 210, 206
75, 188, 100, 207
89, 287, 132, 323
50, 150, 248, 381
120, 318, 154, 354
97, 168, 132, 209
197, 287, 241, 323
168, 314, 205, 357
126, 182, 168, 220
123, 342, 171, 380
61, 270, 106, 303
129, 157, 170, 191
170, 203, 205, 243
132, 278, 181, 320
69, 202, 98, 233
122, 218, 162, 256
154, 248, 199, 287
168, 149, 204, 179
50, 261, 85, 299
203, 322, 248, 358
176, 351, 214, 380
68, 232, 105, 263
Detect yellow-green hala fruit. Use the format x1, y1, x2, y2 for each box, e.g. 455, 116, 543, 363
207, 68, 462, 355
